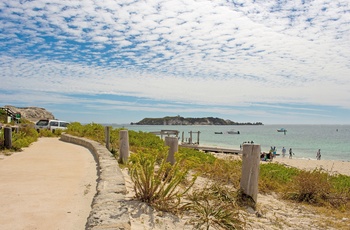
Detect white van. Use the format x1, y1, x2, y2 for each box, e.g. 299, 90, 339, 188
34, 119, 70, 132
48, 120, 70, 131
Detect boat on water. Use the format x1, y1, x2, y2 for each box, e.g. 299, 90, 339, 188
277, 128, 287, 133
214, 132, 223, 134
227, 130, 240, 134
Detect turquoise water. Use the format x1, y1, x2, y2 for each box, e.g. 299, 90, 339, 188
112, 124, 350, 161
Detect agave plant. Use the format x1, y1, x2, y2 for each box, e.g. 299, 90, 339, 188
128, 149, 196, 213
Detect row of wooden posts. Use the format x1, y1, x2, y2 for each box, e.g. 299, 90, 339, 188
105, 127, 261, 206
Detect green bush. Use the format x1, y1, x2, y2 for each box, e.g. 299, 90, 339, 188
11, 126, 39, 150
187, 183, 245, 230
128, 148, 196, 213
283, 169, 331, 205
66, 122, 105, 143
259, 163, 301, 193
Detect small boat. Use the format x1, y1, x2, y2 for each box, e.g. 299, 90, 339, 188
277, 128, 287, 133
214, 132, 223, 134
227, 130, 240, 134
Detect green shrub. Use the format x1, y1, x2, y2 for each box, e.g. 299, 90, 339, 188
128, 148, 196, 213
11, 127, 39, 150
283, 169, 332, 205
66, 122, 105, 143
196, 158, 242, 188
259, 163, 301, 193
187, 183, 245, 230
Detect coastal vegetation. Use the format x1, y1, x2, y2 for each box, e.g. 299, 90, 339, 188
65, 123, 349, 228
0, 116, 63, 152
132, 115, 263, 126
1, 121, 349, 228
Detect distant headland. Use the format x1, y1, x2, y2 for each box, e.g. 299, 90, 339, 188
131, 116, 263, 125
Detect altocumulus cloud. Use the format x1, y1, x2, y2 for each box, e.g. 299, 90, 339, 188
0, 0, 349, 123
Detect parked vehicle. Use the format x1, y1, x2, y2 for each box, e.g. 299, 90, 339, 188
48, 120, 70, 132
34, 119, 70, 132
34, 119, 50, 132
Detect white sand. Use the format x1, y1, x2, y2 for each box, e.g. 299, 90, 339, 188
0, 137, 97, 230
272, 157, 350, 176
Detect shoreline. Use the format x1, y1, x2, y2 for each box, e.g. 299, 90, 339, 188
272, 157, 350, 176
209, 150, 350, 176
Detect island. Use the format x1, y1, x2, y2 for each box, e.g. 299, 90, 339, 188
131, 116, 263, 125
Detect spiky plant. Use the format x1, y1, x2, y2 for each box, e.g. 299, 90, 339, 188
128, 149, 196, 213
187, 183, 245, 230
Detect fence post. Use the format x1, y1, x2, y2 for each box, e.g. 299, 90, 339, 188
165, 136, 178, 165
105, 126, 111, 150
4, 127, 12, 149
240, 144, 260, 207
119, 130, 129, 164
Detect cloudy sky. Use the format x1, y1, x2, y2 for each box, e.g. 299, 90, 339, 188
1, 0, 349, 124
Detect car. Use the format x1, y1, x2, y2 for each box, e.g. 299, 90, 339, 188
48, 120, 70, 132
34, 119, 70, 132
34, 119, 50, 132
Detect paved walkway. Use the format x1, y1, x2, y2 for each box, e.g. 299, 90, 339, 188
0, 137, 97, 230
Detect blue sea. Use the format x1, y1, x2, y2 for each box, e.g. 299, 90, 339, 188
111, 124, 350, 162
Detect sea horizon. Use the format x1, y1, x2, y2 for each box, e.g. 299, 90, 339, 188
109, 124, 350, 162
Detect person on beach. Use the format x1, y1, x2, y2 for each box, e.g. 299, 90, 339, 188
281, 147, 286, 157
316, 149, 321, 160
289, 148, 294, 159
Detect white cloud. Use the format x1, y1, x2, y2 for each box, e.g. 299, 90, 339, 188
0, 0, 349, 123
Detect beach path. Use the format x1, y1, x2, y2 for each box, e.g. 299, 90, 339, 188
0, 137, 97, 230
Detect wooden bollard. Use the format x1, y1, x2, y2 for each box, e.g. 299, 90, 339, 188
104, 126, 111, 151
4, 127, 12, 149
119, 130, 129, 164
165, 136, 178, 165
240, 144, 260, 206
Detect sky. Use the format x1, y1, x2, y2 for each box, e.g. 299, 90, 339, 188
1, 0, 349, 125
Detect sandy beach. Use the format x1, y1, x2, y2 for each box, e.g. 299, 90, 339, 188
0, 137, 97, 230
273, 157, 350, 176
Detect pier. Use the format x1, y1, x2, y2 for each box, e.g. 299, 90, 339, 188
180, 144, 241, 155
149, 129, 240, 155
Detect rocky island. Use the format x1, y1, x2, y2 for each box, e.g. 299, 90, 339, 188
131, 116, 263, 125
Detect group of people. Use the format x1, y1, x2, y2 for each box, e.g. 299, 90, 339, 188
281, 147, 321, 160
281, 147, 294, 159
253, 143, 322, 161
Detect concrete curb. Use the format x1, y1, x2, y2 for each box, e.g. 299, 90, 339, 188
60, 134, 131, 230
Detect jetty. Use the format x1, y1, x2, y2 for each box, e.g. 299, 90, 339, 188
149, 129, 240, 155
180, 144, 241, 155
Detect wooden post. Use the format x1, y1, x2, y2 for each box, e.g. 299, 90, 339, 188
240, 144, 260, 206
4, 127, 12, 149
197, 131, 200, 145
165, 136, 178, 165
181, 131, 184, 143
119, 130, 129, 164
105, 126, 111, 150
189, 131, 193, 144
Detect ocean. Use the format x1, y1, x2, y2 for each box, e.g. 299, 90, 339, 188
111, 124, 350, 162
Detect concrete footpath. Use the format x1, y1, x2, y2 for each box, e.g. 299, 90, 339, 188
0, 137, 97, 230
